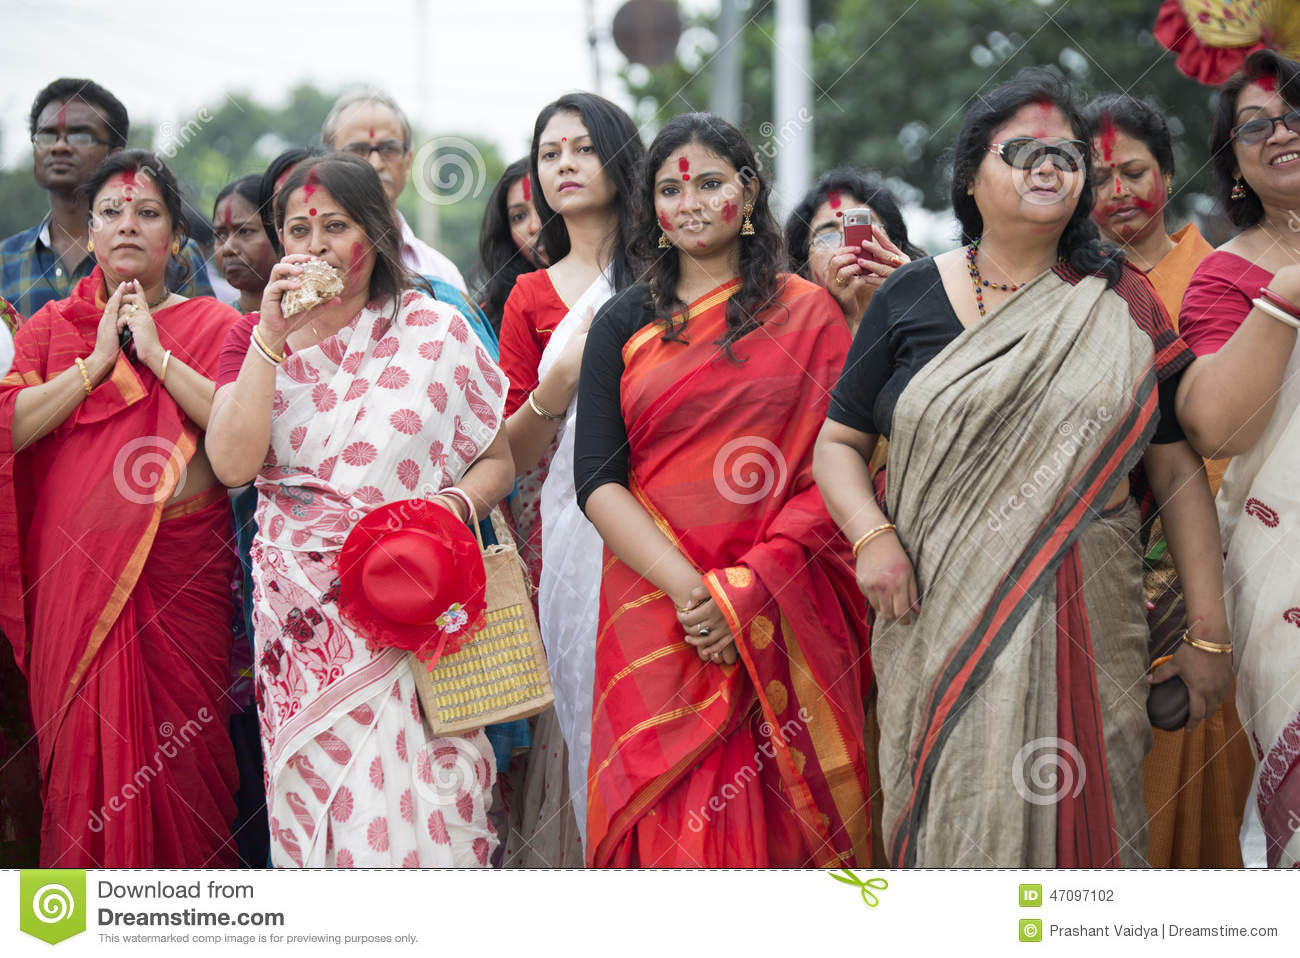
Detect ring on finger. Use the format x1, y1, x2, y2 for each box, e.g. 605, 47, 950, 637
697, 624, 710, 637
835, 274, 846, 286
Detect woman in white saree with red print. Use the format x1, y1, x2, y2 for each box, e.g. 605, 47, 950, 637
207, 153, 514, 867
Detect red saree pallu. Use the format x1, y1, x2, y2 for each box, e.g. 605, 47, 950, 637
586, 276, 872, 868
0, 269, 240, 866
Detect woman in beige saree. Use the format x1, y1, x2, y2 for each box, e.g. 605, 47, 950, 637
814, 70, 1233, 867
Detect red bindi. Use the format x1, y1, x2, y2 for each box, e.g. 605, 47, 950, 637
1098, 114, 1118, 163
520, 177, 531, 202
308, 208, 317, 217
658, 211, 674, 232
561, 137, 566, 142
678, 156, 690, 181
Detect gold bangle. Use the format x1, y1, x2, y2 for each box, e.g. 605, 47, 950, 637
528, 390, 564, 422
851, 522, 896, 558
252, 326, 285, 364
74, 357, 94, 396
1182, 632, 1233, 655
159, 349, 172, 385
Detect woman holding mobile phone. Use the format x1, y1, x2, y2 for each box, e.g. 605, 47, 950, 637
496, 93, 644, 865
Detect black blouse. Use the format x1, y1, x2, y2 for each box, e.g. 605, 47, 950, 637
826, 258, 1188, 444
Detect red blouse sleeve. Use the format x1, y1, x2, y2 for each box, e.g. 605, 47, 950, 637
497, 279, 543, 418
1179, 252, 1266, 357
214, 313, 291, 388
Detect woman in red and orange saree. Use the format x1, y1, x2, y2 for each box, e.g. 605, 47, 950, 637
0, 151, 240, 867
574, 116, 871, 868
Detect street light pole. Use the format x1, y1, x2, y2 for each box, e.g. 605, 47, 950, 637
772, 0, 813, 220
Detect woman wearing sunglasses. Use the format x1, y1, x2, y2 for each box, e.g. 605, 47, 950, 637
1176, 50, 1300, 869
1080, 93, 1255, 870
814, 68, 1231, 867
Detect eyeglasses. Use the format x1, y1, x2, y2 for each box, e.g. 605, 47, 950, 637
1231, 109, 1300, 145
810, 228, 842, 249
342, 140, 407, 161
988, 137, 1088, 172
32, 130, 111, 148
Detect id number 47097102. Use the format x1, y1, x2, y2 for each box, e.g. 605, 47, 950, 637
1050, 889, 1116, 903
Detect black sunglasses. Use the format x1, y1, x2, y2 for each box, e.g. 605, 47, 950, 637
987, 137, 1088, 172
1231, 109, 1300, 146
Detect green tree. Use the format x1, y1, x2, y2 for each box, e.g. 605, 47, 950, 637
622, 0, 1219, 225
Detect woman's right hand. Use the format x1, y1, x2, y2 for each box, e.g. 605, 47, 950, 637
258, 254, 333, 350
89, 281, 126, 379
855, 531, 920, 626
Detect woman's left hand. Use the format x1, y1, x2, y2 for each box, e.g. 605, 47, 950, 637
677, 584, 738, 666
855, 225, 910, 287
116, 279, 164, 366
1147, 619, 1233, 731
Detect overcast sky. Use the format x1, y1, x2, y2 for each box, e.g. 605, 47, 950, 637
0, 0, 716, 167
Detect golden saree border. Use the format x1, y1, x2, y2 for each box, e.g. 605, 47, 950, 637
620, 279, 742, 367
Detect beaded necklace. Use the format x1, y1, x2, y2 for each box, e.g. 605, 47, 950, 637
966, 241, 1062, 317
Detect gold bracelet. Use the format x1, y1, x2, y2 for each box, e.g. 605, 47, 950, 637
74, 357, 94, 396
1182, 632, 1233, 655
851, 522, 897, 558
252, 326, 285, 364
159, 349, 172, 385
528, 390, 564, 422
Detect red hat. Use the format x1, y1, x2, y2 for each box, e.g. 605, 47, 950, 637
337, 498, 486, 663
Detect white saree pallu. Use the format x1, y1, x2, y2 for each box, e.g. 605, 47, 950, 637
249, 289, 507, 867
535, 271, 614, 847
1217, 334, 1300, 869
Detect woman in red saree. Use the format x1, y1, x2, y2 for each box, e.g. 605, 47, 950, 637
575, 114, 871, 868
0, 151, 240, 867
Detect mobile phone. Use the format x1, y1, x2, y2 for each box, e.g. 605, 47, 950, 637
841, 207, 877, 262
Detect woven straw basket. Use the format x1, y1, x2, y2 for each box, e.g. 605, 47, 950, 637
409, 508, 553, 736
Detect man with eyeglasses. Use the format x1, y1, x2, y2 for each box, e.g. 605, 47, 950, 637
0, 78, 212, 322
320, 88, 468, 293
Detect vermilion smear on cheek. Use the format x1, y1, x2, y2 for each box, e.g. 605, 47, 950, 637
303, 168, 319, 201
679, 156, 690, 181
658, 211, 674, 232
1133, 193, 1158, 213
520, 177, 531, 202
348, 242, 366, 282
1098, 114, 1118, 163
721, 201, 738, 223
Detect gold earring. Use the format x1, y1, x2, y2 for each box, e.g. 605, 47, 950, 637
1231, 175, 1247, 201
658, 231, 671, 249
740, 204, 755, 237
87, 239, 94, 252
171, 239, 181, 256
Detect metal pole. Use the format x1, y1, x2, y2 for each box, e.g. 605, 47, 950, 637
587, 0, 603, 95
709, 0, 742, 124
772, 0, 813, 220
414, 0, 438, 247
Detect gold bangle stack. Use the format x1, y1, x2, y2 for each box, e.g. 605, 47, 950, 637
1182, 631, 1233, 655
252, 326, 286, 364
74, 357, 93, 396
528, 390, 564, 422
851, 522, 897, 558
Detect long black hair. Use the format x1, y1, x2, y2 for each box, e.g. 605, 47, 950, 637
627, 112, 786, 359
474, 158, 540, 331
529, 92, 644, 291
784, 168, 926, 279
950, 67, 1122, 286
274, 153, 424, 313
1208, 49, 1300, 228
